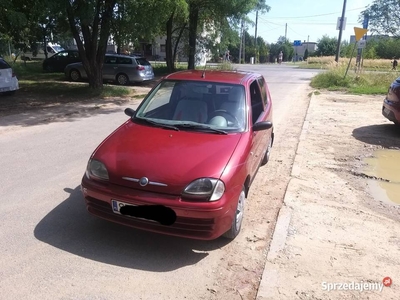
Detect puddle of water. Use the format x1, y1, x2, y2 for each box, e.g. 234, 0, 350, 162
364, 149, 400, 205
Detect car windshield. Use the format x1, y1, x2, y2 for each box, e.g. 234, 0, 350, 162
135, 80, 247, 133
53, 46, 64, 52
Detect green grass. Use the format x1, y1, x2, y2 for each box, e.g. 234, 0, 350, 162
311, 63, 399, 95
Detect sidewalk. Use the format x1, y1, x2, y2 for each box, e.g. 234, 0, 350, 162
257, 92, 400, 299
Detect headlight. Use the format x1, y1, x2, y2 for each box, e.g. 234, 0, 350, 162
86, 159, 109, 181
183, 178, 225, 201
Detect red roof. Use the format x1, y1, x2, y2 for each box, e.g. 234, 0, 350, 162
164, 70, 258, 85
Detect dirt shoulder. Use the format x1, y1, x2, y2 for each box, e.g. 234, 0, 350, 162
0, 84, 154, 135
257, 92, 400, 299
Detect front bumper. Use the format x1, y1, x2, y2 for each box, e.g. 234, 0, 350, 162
382, 98, 400, 124
81, 175, 235, 240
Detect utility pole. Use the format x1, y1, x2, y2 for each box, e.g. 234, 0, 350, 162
243, 23, 246, 64
285, 23, 287, 40
335, 0, 347, 62
239, 20, 243, 64
255, 10, 259, 64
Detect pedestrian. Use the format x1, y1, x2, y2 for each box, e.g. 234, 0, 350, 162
278, 51, 283, 64
225, 50, 230, 62
392, 58, 398, 70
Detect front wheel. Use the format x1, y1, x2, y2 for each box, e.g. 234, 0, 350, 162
69, 69, 81, 82
223, 187, 246, 239
116, 73, 129, 85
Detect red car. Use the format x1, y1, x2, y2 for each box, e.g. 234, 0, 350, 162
81, 70, 274, 240
383, 76, 400, 125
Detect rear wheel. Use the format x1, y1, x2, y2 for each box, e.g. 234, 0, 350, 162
116, 73, 129, 85
223, 187, 246, 239
69, 69, 81, 82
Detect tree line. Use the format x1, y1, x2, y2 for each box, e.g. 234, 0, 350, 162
0, 0, 398, 89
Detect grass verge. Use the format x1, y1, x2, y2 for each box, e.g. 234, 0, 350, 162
311, 62, 399, 94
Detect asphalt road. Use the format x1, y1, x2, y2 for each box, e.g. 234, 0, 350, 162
0, 64, 321, 300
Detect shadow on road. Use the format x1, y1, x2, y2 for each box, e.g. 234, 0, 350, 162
34, 186, 229, 272
352, 123, 400, 148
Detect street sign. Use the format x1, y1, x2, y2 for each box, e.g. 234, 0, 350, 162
358, 40, 366, 49
354, 27, 368, 42
293, 40, 302, 46
336, 17, 347, 30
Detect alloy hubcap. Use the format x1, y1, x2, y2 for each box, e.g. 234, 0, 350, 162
71, 71, 79, 81
235, 190, 245, 230
118, 75, 128, 85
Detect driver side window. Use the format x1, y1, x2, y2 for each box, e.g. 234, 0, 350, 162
249, 80, 264, 124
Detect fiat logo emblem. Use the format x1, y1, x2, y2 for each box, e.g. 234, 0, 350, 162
139, 177, 149, 186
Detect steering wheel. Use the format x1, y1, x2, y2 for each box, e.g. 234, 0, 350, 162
209, 110, 240, 126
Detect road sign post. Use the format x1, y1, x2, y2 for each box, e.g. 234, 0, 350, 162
344, 27, 368, 78
293, 40, 302, 63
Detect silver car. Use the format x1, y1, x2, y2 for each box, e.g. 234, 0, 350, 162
64, 54, 154, 85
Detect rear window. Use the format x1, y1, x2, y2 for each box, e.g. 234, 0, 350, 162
135, 58, 150, 66
0, 59, 11, 69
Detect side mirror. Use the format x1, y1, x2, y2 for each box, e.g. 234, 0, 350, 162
124, 108, 135, 117
253, 121, 273, 132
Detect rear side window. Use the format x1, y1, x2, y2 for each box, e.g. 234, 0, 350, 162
117, 57, 132, 65
104, 56, 117, 64
257, 77, 269, 106
0, 59, 10, 69
135, 58, 150, 66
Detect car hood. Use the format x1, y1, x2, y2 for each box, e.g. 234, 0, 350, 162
92, 120, 242, 195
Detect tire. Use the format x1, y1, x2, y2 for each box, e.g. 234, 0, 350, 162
261, 133, 274, 166
116, 73, 129, 85
2, 91, 16, 96
223, 187, 246, 239
69, 69, 81, 82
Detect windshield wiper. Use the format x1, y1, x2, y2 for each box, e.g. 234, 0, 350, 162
138, 118, 179, 131
174, 123, 228, 134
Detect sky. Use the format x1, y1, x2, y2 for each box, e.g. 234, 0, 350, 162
247, 0, 375, 44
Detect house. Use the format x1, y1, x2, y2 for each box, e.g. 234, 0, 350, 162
293, 42, 317, 58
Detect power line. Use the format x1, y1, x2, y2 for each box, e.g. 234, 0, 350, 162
249, 6, 366, 20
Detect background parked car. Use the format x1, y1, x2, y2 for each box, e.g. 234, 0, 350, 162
382, 76, 400, 126
64, 54, 154, 85
42, 49, 81, 73
0, 58, 19, 95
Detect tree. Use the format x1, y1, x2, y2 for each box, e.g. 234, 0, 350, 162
253, 0, 270, 63
361, 0, 400, 37
186, 0, 258, 69
303, 48, 309, 61
65, 0, 117, 89
268, 36, 294, 63
315, 35, 337, 56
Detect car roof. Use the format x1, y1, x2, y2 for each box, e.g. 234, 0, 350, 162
163, 69, 260, 85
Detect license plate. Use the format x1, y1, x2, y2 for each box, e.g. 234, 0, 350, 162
111, 199, 158, 223
0, 87, 10, 92
383, 107, 391, 115
112, 199, 135, 214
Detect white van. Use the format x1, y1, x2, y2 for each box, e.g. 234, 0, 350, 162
21, 43, 64, 61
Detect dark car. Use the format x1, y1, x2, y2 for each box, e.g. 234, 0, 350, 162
42, 50, 81, 73
382, 76, 400, 125
80, 70, 274, 240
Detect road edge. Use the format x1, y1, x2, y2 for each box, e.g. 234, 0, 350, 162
255, 92, 314, 300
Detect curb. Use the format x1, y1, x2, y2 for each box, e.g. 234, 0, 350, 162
256, 92, 315, 300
